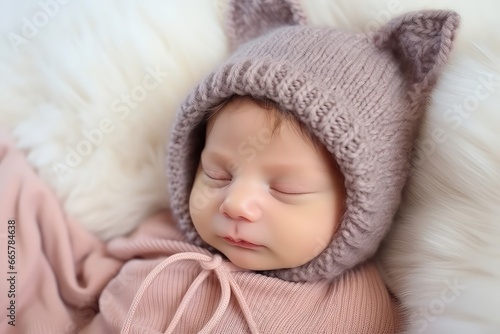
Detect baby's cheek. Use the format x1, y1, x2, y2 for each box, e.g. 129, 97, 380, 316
189, 177, 217, 217
279, 205, 334, 266
189, 180, 218, 245
189, 185, 205, 218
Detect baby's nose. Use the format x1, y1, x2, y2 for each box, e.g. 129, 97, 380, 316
219, 180, 262, 222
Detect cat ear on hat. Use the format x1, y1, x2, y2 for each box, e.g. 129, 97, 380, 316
225, 0, 307, 49
374, 10, 460, 101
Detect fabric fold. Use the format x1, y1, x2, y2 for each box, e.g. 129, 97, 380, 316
0, 128, 123, 334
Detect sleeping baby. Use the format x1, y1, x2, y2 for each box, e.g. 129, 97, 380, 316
82, 1, 459, 333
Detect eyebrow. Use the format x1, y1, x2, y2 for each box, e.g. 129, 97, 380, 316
200, 149, 230, 164
263, 161, 331, 176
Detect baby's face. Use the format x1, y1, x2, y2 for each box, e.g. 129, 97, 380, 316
189, 98, 345, 271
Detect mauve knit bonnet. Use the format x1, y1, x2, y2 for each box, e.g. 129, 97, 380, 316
167, 0, 460, 282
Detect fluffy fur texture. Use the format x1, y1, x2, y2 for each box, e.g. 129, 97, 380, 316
378, 50, 500, 333
0, 0, 229, 239
0, 0, 499, 332
302, 0, 500, 332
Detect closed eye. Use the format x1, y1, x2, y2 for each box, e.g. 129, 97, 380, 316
203, 169, 231, 185
270, 187, 310, 196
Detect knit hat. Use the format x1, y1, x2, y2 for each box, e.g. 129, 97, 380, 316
167, 0, 460, 282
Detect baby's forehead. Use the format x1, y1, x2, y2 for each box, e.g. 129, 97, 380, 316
204, 95, 340, 170
206, 96, 275, 126
206, 95, 314, 144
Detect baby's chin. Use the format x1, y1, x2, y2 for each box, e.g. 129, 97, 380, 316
225, 254, 276, 271
206, 241, 273, 271
208, 241, 302, 271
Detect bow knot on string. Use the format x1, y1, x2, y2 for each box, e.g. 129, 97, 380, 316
121, 252, 260, 334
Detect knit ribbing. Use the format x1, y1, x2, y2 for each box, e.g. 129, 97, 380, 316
89, 227, 401, 333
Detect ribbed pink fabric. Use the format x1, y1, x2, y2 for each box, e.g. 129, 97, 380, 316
82, 215, 402, 333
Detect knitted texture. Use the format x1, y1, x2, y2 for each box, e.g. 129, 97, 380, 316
167, 7, 460, 282
226, 0, 308, 47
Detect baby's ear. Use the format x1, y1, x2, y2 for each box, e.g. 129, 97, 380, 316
226, 0, 307, 48
374, 10, 460, 100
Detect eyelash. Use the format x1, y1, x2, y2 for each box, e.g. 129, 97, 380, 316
271, 188, 307, 196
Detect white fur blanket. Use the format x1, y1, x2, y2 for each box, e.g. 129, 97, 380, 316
1, 0, 499, 332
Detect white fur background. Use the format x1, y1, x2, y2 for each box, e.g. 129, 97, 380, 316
0, 0, 229, 239
1, 0, 499, 333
